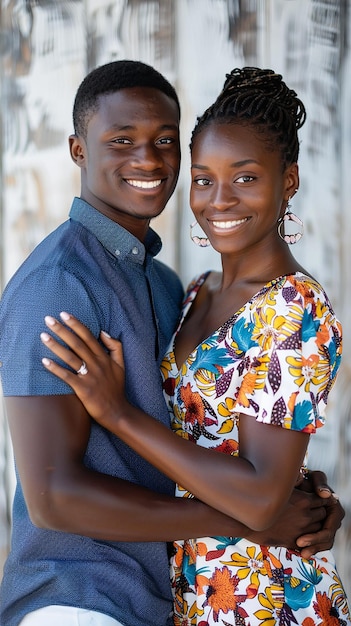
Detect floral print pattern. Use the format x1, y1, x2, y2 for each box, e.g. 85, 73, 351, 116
161, 272, 349, 625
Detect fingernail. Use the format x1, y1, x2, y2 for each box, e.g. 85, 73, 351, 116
42, 358, 51, 366
60, 311, 70, 321
297, 539, 310, 547
45, 316, 56, 326
101, 330, 111, 338
41, 332, 51, 342
318, 486, 332, 495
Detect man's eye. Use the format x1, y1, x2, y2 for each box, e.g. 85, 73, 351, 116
112, 138, 132, 144
157, 137, 174, 145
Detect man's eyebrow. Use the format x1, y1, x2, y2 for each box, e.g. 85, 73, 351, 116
108, 123, 179, 132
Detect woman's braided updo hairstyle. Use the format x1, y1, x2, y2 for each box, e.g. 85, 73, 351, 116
191, 67, 306, 168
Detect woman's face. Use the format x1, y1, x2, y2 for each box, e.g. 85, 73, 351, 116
190, 122, 298, 256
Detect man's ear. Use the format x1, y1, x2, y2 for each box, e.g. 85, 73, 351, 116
69, 134, 86, 168
284, 162, 299, 201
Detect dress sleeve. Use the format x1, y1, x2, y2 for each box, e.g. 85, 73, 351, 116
233, 276, 342, 433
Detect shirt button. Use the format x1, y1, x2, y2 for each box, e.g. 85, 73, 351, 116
131, 247, 139, 255
115, 249, 121, 256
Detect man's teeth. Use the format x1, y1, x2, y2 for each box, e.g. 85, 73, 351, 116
212, 218, 247, 229
126, 179, 162, 189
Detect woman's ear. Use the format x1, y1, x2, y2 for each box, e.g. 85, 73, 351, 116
284, 162, 299, 201
68, 134, 86, 168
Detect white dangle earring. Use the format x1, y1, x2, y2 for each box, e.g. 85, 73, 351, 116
190, 221, 211, 247
277, 196, 303, 245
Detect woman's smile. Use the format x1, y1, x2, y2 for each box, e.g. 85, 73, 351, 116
210, 217, 250, 230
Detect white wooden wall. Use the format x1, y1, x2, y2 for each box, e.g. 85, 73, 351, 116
1, 0, 350, 594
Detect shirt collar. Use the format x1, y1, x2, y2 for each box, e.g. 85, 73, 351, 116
69, 197, 162, 263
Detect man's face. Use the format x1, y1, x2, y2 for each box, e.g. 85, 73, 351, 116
70, 87, 180, 240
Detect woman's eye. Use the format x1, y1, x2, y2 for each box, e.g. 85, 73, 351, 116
194, 178, 211, 186
236, 175, 255, 183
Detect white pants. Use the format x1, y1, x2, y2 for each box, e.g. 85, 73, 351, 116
19, 605, 124, 625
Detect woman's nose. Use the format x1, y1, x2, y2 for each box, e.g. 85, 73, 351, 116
210, 183, 238, 210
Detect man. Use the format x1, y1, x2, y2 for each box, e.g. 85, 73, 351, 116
0, 60, 343, 626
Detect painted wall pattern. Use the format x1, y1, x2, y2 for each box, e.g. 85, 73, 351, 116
0, 0, 350, 595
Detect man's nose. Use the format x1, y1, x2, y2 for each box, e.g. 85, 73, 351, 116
130, 144, 163, 169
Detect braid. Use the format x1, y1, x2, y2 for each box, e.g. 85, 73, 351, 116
191, 67, 306, 166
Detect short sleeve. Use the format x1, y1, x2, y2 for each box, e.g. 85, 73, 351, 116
0, 265, 102, 396
232, 276, 342, 433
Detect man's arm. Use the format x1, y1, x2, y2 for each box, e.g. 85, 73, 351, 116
6, 395, 245, 541
6, 395, 335, 549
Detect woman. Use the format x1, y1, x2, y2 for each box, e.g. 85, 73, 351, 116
41, 68, 350, 625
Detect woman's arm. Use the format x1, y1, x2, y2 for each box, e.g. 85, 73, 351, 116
41, 313, 308, 531
40, 313, 344, 551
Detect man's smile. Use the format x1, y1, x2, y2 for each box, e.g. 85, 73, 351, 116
125, 179, 163, 189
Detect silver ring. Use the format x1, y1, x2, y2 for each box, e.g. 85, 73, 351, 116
77, 361, 88, 376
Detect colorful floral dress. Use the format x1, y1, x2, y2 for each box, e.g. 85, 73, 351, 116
161, 271, 350, 626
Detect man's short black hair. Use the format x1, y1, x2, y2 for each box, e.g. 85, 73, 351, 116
73, 59, 180, 138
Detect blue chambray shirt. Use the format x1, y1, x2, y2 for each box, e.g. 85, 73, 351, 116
0, 197, 184, 626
